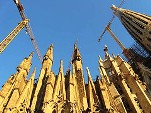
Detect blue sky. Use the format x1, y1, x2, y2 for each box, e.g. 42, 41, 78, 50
0, 0, 151, 88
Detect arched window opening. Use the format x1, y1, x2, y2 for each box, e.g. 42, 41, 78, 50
52, 109, 56, 113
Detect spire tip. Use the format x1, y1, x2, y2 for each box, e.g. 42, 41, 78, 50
111, 4, 117, 11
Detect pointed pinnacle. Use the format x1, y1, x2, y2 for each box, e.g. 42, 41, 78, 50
47, 44, 54, 53
68, 71, 73, 84
72, 43, 81, 62
59, 60, 64, 75
59, 60, 64, 72
32, 67, 36, 75
98, 56, 103, 62
28, 52, 34, 60
112, 53, 116, 58
74, 43, 77, 50
98, 56, 104, 67
86, 67, 91, 80
50, 44, 54, 48
111, 5, 118, 12
86, 67, 93, 85
104, 45, 108, 52
86, 67, 90, 76
30, 67, 36, 80
44, 44, 54, 61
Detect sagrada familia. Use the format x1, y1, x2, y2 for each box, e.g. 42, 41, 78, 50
0, 5, 151, 113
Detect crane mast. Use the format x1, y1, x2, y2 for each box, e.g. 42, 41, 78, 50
106, 25, 125, 51
98, 0, 125, 42
13, 0, 43, 62
105, 26, 136, 61
0, 19, 29, 53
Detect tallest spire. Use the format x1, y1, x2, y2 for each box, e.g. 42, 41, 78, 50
111, 5, 151, 53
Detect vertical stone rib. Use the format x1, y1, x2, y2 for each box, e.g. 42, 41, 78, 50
86, 67, 100, 112
42, 71, 56, 112
52, 60, 66, 102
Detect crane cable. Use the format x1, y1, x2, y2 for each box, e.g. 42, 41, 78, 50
13, 0, 43, 62
25, 22, 43, 62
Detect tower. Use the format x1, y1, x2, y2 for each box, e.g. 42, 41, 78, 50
98, 46, 151, 113
111, 5, 151, 96
111, 5, 151, 54
30, 44, 54, 112
71, 43, 88, 111
0, 44, 151, 112
0, 53, 36, 112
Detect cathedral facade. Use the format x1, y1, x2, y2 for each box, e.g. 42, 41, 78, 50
0, 5, 151, 113
0, 43, 150, 113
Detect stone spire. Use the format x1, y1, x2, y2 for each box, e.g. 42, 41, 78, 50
114, 55, 151, 113
71, 43, 88, 111
44, 44, 53, 61
0, 53, 34, 112
0, 43, 151, 112
42, 71, 56, 112
66, 72, 75, 102
99, 46, 151, 113
65, 68, 80, 113
98, 55, 110, 85
72, 43, 82, 64
31, 44, 54, 112
17, 52, 33, 74
42, 44, 53, 71
16, 67, 36, 110
111, 5, 151, 53
52, 60, 66, 101
86, 67, 100, 112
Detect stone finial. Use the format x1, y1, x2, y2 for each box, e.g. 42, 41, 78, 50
98, 56, 103, 62
104, 45, 109, 58
86, 67, 94, 85
112, 53, 116, 58
17, 52, 33, 73
86, 67, 90, 77
29, 52, 34, 60
111, 5, 118, 12
30, 67, 36, 80
74, 42, 77, 50
111, 4, 123, 17
86, 67, 94, 84
59, 60, 63, 73
104, 45, 108, 52
44, 44, 53, 61
72, 43, 82, 62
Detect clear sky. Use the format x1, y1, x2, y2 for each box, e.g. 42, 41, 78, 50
0, 0, 151, 88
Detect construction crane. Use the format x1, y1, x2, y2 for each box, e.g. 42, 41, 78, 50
13, 0, 43, 62
105, 24, 133, 60
98, 0, 125, 42
106, 24, 126, 51
105, 24, 151, 73
0, 19, 29, 53
103, 23, 141, 62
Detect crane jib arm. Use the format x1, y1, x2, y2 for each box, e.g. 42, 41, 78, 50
0, 19, 29, 53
